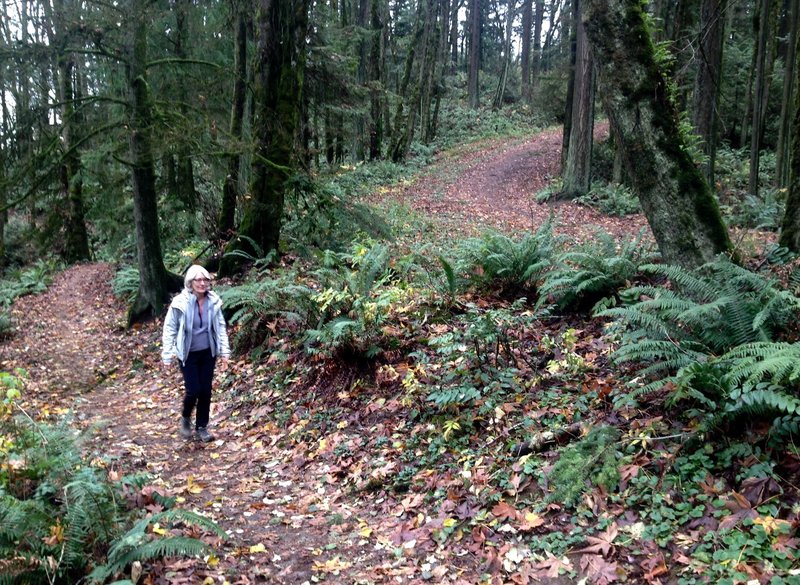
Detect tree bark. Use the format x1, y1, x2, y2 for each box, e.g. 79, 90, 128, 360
531, 0, 544, 92
748, 0, 775, 197
127, 0, 182, 322
492, 0, 517, 111
521, 0, 533, 101
221, 0, 309, 272
691, 0, 726, 185
562, 6, 595, 198
174, 0, 196, 210
467, 0, 481, 109
561, 0, 577, 171
51, 0, 90, 263
219, 2, 249, 240
368, 0, 385, 159
779, 21, 800, 251
776, 0, 800, 187
582, 0, 733, 267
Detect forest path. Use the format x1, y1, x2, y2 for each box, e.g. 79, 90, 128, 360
375, 125, 647, 238
0, 126, 646, 584
1, 263, 399, 583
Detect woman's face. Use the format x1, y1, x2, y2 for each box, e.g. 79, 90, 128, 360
191, 276, 210, 296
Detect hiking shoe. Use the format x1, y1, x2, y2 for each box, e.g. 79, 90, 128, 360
196, 427, 214, 443
179, 417, 193, 440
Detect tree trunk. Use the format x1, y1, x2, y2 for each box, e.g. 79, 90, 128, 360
562, 6, 595, 197
492, 0, 517, 111
691, 0, 726, 185
219, 2, 249, 240
127, 0, 182, 322
779, 20, 800, 251
521, 0, 533, 101
561, 0, 577, 171
174, 0, 196, 210
582, 0, 733, 267
368, 0, 385, 159
748, 0, 774, 197
467, 0, 481, 109
425, 0, 450, 142
776, 0, 799, 187
51, 0, 90, 263
531, 0, 544, 92
221, 0, 309, 272
449, 0, 461, 73
390, 0, 426, 161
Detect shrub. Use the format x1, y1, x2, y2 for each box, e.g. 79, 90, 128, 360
538, 229, 655, 312
0, 258, 60, 308
453, 216, 557, 295
112, 265, 140, 304
574, 182, 641, 216
220, 265, 316, 353
598, 259, 800, 431
305, 242, 414, 359
545, 425, 621, 507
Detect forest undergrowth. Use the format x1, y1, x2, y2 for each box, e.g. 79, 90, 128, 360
2, 131, 800, 585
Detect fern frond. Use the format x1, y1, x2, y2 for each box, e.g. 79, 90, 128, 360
722, 342, 800, 388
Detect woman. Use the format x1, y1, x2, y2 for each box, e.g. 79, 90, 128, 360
161, 265, 230, 442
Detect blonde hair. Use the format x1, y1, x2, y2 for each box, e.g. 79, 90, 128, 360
184, 265, 212, 291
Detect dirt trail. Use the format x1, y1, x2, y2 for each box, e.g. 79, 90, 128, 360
378, 127, 647, 240
0, 128, 646, 584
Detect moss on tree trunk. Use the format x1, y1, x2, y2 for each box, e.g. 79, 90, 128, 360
582, 0, 732, 267
220, 0, 308, 273
127, 3, 182, 323
779, 37, 800, 252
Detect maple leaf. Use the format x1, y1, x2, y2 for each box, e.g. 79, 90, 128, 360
530, 554, 572, 579
492, 501, 519, 521
580, 554, 621, 584
719, 491, 757, 530
575, 523, 618, 557
518, 511, 545, 532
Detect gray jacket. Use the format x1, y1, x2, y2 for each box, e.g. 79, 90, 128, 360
161, 290, 230, 365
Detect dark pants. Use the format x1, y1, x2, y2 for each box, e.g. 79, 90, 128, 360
180, 348, 216, 429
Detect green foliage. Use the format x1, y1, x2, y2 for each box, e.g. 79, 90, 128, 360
453, 218, 557, 295
415, 300, 534, 413
599, 260, 799, 396
0, 259, 61, 308
601, 260, 800, 432
0, 311, 13, 339
432, 102, 544, 148
534, 178, 563, 203
538, 229, 655, 312
219, 265, 315, 353
0, 371, 223, 584
574, 182, 641, 217
545, 425, 621, 507
88, 508, 226, 583
725, 187, 785, 231
305, 241, 411, 359
112, 265, 140, 304
282, 173, 392, 254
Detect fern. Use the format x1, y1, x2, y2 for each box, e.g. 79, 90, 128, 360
599, 259, 800, 413
89, 509, 226, 583
112, 266, 140, 304
722, 342, 800, 389
0, 400, 225, 585
454, 215, 557, 294
538, 229, 655, 311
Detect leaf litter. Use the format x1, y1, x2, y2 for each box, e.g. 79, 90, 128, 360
1, 127, 799, 584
